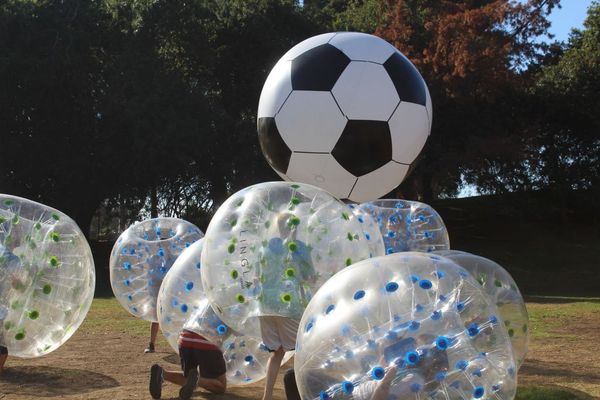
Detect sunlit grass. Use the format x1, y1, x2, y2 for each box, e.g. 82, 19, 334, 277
516, 385, 595, 400
79, 298, 159, 338
526, 299, 600, 338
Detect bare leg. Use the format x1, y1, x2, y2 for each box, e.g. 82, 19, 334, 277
163, 370, 226, 394
262, 347, 285, 400
198, 374, 227, 394
146, 322, 159, 353
150, 322, 159, 345
0, 353, 7, 375
370, 366, 397, 400
163, 370, 187, 386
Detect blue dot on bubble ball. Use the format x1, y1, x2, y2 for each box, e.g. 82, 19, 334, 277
341, 381, 354, 394
419, 279, 432, 289
371, 366, 385, 380
385, 282, 399, 292
185, 281, 194, 292
473, 386, 485, 398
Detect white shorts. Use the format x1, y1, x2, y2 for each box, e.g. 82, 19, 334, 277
259, 316, 300, 352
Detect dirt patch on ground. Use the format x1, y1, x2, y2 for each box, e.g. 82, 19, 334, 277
1, 300, 599, 399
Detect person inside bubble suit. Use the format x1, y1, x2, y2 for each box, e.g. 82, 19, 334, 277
260, 208, 316, 400
284, 329, 450, 400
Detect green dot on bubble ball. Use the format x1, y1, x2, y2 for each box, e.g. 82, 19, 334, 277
347, 233, 354, 241
285, 268, 296, 278
0, 216, 5, 224
12, 215, 19, 225
290, 184, 300, 189
28, 310, 40, 320
291, 197, 300, 205
230, 270, 239, 279
288, 242, 298, 252
43, 284, 52, 294
494, 279, 502, 287
346, 258, 352, 266
342, 211, 349, 220
52, 213, 60, 221
35, 222, 42, 230
280, 293, 292, 303
15, 330, 25, 341
228, 243, 236, 254
50, 232, 60, 242
236, 294, 245, 303
288, 216, 300, 226
508, 328, 515, 337
50, 256, 59, 267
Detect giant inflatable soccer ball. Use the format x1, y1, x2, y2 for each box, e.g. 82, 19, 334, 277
257, 32, 432, 202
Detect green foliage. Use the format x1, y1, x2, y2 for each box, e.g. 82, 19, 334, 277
1, 0, 598, 235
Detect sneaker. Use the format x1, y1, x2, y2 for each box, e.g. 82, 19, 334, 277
179, 368, 199, 400
145, 343, 156, 354
149, 364, 164, 399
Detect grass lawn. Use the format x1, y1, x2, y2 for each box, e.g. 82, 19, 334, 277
3, 297, 598, 399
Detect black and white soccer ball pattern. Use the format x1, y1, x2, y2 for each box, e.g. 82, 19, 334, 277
257, 32, 432, 202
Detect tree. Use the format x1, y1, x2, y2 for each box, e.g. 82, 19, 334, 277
0, 0, 128, 235
0, 0, 322, 234
527, 2, 600, 199
374, 0, 562, 200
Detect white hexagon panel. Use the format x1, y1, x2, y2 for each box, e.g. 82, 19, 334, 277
257, 60, 292, 119
275, 91, 347, 153
349, 161, 410, 203
388, 101, 430, 164
287, 153, 357, 199
332, 62, 399, 121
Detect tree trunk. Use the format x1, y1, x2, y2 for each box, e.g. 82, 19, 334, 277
150, 185, 158, 218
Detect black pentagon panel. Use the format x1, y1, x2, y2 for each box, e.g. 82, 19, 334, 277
332, 120, 392, 177
291, 44, 351, 91
383, 52, 426, 106
257, 117, 291, 174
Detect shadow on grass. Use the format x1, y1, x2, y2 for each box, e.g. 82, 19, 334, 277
0, 366, 119, 397
163, 353, 180, 365
521, 359, 600, 382
517, 385, 595, 400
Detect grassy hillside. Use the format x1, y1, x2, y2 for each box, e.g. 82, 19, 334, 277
92, 190, 600, 297
432, 190, 600, 297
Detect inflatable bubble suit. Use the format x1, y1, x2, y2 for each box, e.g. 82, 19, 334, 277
201, 181, 372, 333
157, 239, 205, 350
295, 252, 517, 400
0, 195, 95, 358
182, 301, 293, 385
435, 250, 528, 368
360, 199, 450, 254
347, 204, 385, 259
110, 218, 203, 322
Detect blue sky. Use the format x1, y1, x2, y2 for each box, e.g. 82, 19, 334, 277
544, 0, 595, 42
